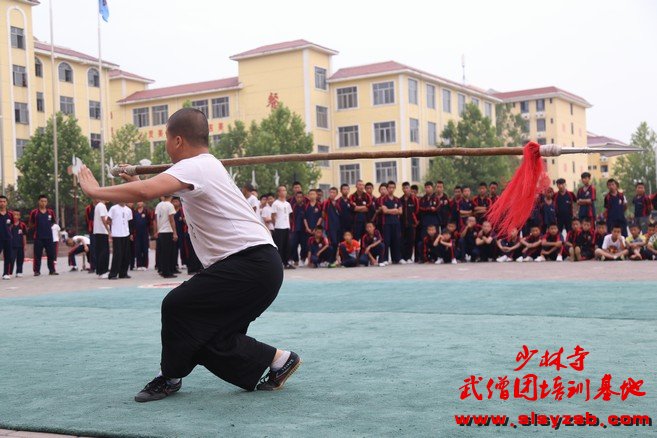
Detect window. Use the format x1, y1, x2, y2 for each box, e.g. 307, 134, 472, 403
16, 139, 28, 159
373, 81, 394, 105
12, 65, 27, 87
337, 86, 357, 109
340, 164, 360, 185
211, 134, 223, 145
411, 158, 420, 181
316, 106, 328, 129
90, 133, 101, 149
211, 97, 229, 118
570, 103, 573, 115
338, 126, 359, 148
442, 89, 451, 112
409, 118, 419, 143
191, 99, 208, 116
426, 84, 435, 109
427, 122, 437, 146
152, 105, 168, 125
484, 102, 492, 118
471, 97, 480, 107
133, 107, 149, 127
457, 94, 466, 115
87, 68, 100, 87
536, 99, 545, 112
601, 164, 609, 173
89, 100, 101, 119
10, 27, 24, 49
14, 103, 29, 124
374, 121, 396, 144
536, 118, 546, 132
375, 161, 397, 184
314, 67, 327, 90
60, 96, 74, 115
35, 58, 43, 77
317, 145, 329, 167
520, 101, 529, 113
36, 92, 44, 112
408, 79, 418, 104
58, 63, 73, 83
571, 122, 574, 134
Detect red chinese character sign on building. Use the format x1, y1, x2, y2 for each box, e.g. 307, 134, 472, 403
267, 92, 279, 109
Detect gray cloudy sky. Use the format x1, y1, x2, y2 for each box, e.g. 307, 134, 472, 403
32, 0, 657, 143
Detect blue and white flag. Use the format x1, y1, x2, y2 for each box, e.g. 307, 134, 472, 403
98, 0, 109, 22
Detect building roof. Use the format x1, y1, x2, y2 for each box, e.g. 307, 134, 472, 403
34, 40, 119, 67
109, 69, 154, 84
118, 77, 241, 104
587, 132, 636, 157
230, 39, 338, 60
492, 86, 591, 108
329, 60, 500, 101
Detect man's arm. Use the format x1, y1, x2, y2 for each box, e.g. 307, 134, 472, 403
168, 214, 178, 241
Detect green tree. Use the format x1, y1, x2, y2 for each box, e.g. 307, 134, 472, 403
215, 103, 320, 194
496, 103, 527, 147
15, 113, 100, 224
426, 103, 514, 190
613, 122, 656, 193
100, 124, 151, 165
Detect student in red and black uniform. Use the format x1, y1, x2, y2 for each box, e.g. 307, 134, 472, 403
456, 187, 474, 230
450, 186, 463, 225
457, 216, 478, 262
488, 182, 499, 204
0, 196, 13, 279
519, 225, 542, 261
577, 218, 596, 260
306, 226, 330, 268
303, 189, 323, 254
421, 224, 440, 263
564, 217, 581, 260
603, 178, 627, 237
337, 230, 360, 268
364, 182, 376, 223
10, 210, 26, 277
541, 188, 557, 234
473, 221, 495, 262
631, 182, 651, 233
372, 184, 388, 231
288, 191, 308, 266
338, 184, 353, 236
399, 182, 419, 263
434, 181, 451, 231
359, 222, 385, 266
472, 183, 492, 225
537, 223, 564, 261
322, 187, 342, 264
555, 178, 576, 233
436, 228, 456, 264
576, 172, 596, 221
594, 220, 607, 250
29, 194, 57, 276
287, 181, 307, 204
380, 181, 402, 264
495, 227, 522, 262
349, 180, 372, 241
172, 197, 186, 271
133, 201, 152, 271
523, 193, 544, 236
417, 182, 439, 261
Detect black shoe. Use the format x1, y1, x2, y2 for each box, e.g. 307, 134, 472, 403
34, 272, 40, 276
107, 276, 118, 280
284, 264, 296, 270
49, 272, 59, 276
162, 274, 177, 279
256, 352, 301, 391
119, 275, 131, 279
134, 376, 182, 403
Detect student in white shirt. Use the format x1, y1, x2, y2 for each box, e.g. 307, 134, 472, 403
242, 183, 260, 216
66, 235, 90, 271
107, 202, 133, 279
271, 186, 294, 269
594, 225, 629, 261
78, 108, 299, 403
259, 194, 274, 232
155, 196, 177, 278
93, 200, 110, 278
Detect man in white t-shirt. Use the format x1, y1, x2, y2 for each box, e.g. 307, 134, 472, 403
79, 108, 299, 402
259, 194, 274, 232
107, 202, 133, 279
241, 183, 260, 217
271, 185, 294, 269
66, 234, 90, 271
93, 200, 110, 278
594, 224, 629, 260
154, 195, 177, 278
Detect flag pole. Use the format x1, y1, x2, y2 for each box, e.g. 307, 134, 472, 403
49, 0, 60, 220
97, 6, 106, 187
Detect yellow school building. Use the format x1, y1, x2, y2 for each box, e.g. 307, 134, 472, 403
1, 0, 618, 193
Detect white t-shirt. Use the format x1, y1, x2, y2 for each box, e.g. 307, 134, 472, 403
155, 201, 176, 233
271, 199, 292, 229
247, 194, 260, 216
108, 204, 132, 238
602, 234, 624, 251
164, 154, 275, 267
51, 223, 61, 243
72, 235, 91, 246
93, 202, 109, 235
261, 204, 274, 231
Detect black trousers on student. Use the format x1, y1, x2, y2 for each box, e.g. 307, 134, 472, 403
401, 225, 416, 261
157, 232, 175, 276
88, 233, 96, 271
0, 239, 12, 276
33, 238, 55, 274
272, 228, 290, 266
160, 244, 282, 390
135, 232, 150, 268
11, 245, 23, 274
109, 236, 130, 278
68, 245, 87, 267
94, 234, 109, 275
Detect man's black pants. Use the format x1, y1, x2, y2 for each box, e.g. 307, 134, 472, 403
272, 228, 289, 266
11, 245, 23, 274
33, 238, 55, 274
94, 234, 109, 275
109, 236, 130, 278
157, 233, 175, 276
160, 244, 283, 390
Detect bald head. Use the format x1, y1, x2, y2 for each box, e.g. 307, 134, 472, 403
166, 108, 209, 147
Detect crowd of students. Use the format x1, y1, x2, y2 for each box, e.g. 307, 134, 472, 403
252, 173, 657, 268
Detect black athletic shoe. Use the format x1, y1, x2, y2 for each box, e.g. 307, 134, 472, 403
256, 352, 301, 391
49, 272, 59, 276
134, 376, 182, 403
162, 274, 177, 279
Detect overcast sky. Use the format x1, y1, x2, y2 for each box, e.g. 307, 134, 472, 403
32, 0, 657, 144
